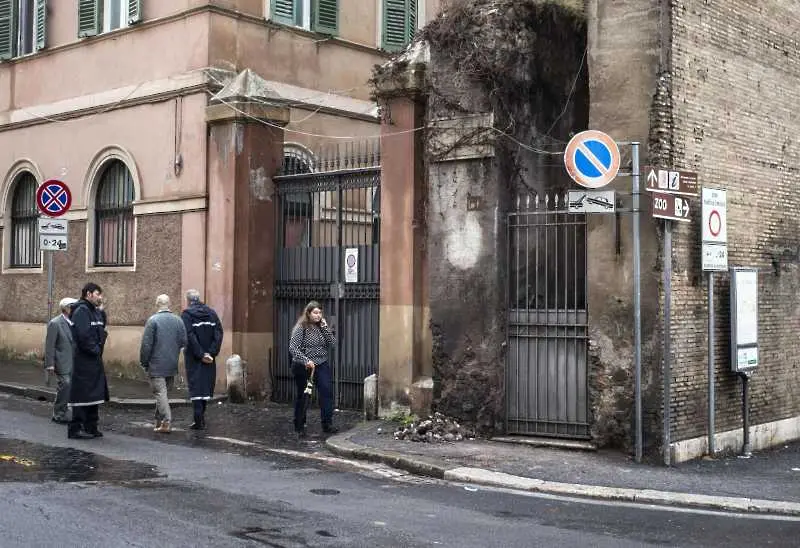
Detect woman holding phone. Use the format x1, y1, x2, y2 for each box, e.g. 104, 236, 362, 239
288, 301, 337, 437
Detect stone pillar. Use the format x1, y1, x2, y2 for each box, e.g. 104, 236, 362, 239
205, 101, 289, 396
377, 86, 431, 416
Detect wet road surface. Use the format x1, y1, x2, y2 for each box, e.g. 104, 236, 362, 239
0, 395, 799, 547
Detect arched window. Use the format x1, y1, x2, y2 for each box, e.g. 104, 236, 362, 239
9, 172, 40, 268
94, 160, 135, 266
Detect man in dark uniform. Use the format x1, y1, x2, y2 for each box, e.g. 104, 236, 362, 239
68, 283, 109, 439
181, 289, 223, 430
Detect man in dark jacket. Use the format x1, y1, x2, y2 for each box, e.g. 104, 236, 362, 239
181, 289, 223, 430
68, 283, 109, 440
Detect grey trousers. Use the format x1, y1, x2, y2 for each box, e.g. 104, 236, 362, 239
53, 372, 71, 421
150, 376, 174, 424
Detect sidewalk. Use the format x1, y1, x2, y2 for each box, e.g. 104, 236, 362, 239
327, 420, 800, 516
0, 360, 222, 408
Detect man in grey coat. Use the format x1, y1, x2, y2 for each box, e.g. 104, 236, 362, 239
139, 294, 187, 433
45, 297, 77, 424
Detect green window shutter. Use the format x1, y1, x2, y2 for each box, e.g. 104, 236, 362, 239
271, 0, 299, 26
382, 0, 413, 52
35, 0, 47, 51
78, 0, 101, 38
0, 0, 16, 60
312, 0, 337, 35
127, 0, 141, 25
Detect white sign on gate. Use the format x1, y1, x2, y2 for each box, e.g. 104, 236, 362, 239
344, 248, 359, 283
701, 188, 727, 271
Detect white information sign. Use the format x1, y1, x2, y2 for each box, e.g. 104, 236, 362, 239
702, 243, 728, 272
701, 188, 727, 271
701, 188, 727, 243
730, 268, 758, 373
567, 190, 616, 213
38, 217, 68, 235
344, 248, 359, 283
40, 234, 68, 251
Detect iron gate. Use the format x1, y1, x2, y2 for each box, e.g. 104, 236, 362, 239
507, 193, 589, 438
273, 159, 380, 411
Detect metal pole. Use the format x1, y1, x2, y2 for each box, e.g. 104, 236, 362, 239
663, 220, 672, 466
741, 373, 752, 457
47, 251, 54, 320
707, 272, 716, 455
334, 180, 343, 410
631, 142, 643, 464
45, 250, 54, 387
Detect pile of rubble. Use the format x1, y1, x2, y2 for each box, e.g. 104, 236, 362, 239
393, 412, 475, 443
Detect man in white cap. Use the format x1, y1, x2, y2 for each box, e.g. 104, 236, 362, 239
44, 297, 77, 424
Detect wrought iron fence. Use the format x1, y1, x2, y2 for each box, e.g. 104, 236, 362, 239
506, 191, 590, 439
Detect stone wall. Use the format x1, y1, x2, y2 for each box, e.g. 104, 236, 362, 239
585, 0, 664, 451
0, 214, 183, 373
668, 0, 800, 442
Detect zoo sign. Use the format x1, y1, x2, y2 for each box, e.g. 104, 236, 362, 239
563, 130, 621, 189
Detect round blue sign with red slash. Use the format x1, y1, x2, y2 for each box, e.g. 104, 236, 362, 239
564, 130, 621, 189
36, 179, 72, 217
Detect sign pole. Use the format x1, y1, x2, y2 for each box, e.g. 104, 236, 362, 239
46, 251, 54, 320
740, 372, 752, 457
707, 271, 716, 455
631, 142, 643, 464
663, 219, 672, 466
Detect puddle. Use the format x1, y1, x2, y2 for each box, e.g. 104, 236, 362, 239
0, 438, 161, 483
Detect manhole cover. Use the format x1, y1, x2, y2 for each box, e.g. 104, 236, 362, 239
0, 438, 160, 483
309, 488, 340, 495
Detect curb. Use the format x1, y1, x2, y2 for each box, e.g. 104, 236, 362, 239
326, 427, 800, 517
0, 382, 226, 409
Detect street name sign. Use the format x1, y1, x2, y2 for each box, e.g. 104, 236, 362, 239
702, 188, 728, 271
567, 190, 616, 213
651, 191, 691, 222
564, 130, 620, 189
644, 166, 699, 197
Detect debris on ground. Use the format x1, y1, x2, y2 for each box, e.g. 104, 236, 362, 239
393, 412, 476, 443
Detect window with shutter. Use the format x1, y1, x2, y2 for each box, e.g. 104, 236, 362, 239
312, 0, 337, 35
34, 0, 45, 51
271, 0, 301, 26
0, 0, 15, 60
78, 0, 101, 37
382, 0, 416, 52
127, 0, 141, 25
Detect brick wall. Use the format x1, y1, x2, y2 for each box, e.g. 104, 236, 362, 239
669, 0, 800, 441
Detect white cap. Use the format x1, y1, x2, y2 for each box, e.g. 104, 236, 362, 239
59, 297, 77, 310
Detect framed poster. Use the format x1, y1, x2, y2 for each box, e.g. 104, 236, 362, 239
730, 268, 758, 373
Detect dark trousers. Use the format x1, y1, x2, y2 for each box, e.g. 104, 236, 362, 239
293, 362, 333, 431
193, 399, 208, 418
69, 405, 99, 434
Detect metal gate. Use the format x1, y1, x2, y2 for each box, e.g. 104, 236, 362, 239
507, 193, 589, 438
273, 151, 380, 411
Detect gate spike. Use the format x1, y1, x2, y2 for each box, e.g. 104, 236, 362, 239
545, 194, 550, 208
554, 194, 560, 208
534, 194, 539, 209
525, 194, 531, 210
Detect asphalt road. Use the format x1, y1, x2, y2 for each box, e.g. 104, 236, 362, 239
0, 397, 799, 547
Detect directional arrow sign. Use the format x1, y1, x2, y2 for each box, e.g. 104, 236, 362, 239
651, 191, 691, 222
643, 166, 699, 197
